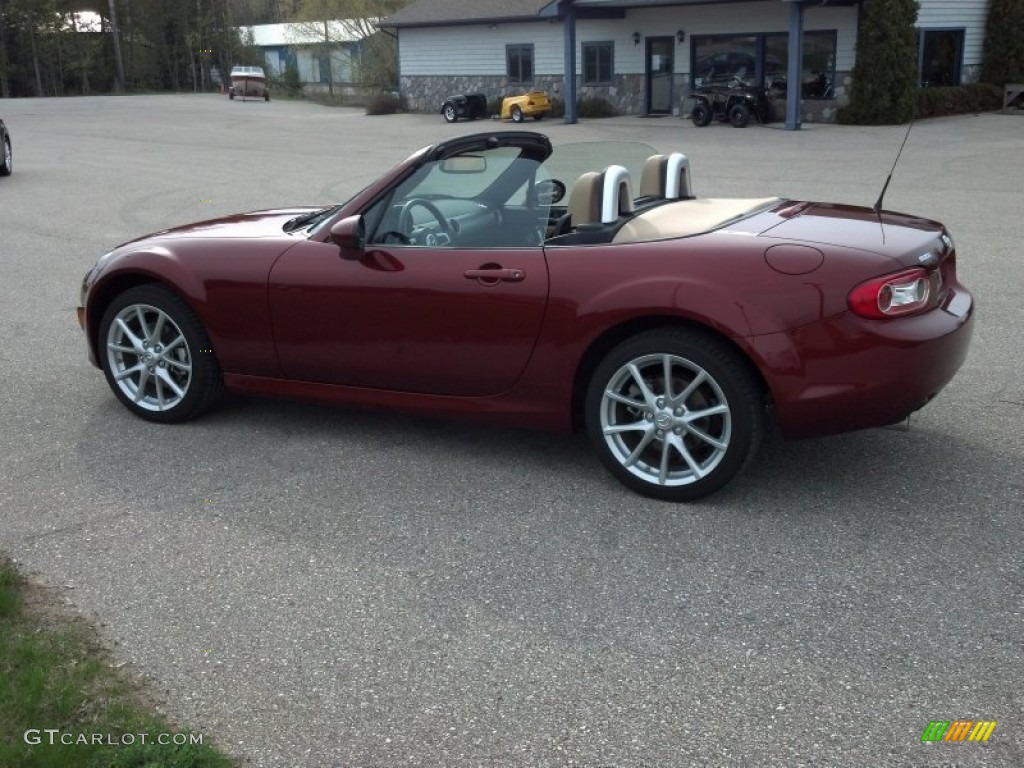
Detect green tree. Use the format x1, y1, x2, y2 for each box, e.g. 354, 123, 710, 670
840, 0, 920, 124
290, 0, 403, 94
982, 0, 1024, 86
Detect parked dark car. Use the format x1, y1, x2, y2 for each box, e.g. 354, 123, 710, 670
441, 93, 487, 123
690, 78, 773, 127
0, 118, 11, 177
77, 131, 973, 501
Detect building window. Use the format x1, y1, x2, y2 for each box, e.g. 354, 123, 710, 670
919, 29, 964, 87
507, 44, 534, 84
693, 31, 837, 99
583, 41, 614, 85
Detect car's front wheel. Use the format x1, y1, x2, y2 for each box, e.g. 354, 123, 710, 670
585, 329, 763, 501
98, 285, 223, 423
0, 136, 11, 176
443, 103, 458, 122
511, 105, 524, 123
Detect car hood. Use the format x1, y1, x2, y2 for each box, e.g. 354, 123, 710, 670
759, 202, 946, 260
120, 208, 321, 245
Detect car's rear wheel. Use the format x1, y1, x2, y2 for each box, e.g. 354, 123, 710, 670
585, 329, 763, 501
729, 103, 751, 128
511, 105, 524, 123
98, 285, 223, 423
443, 103, 458, 123
691, 102, 712, 127
0, 136, 11, 176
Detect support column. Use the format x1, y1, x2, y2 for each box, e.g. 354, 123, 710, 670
785, 0, 804, 130
562, 1, 577, 124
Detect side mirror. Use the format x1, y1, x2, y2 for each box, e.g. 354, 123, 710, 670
535, 178, 566, 205
329, 215, 365, 260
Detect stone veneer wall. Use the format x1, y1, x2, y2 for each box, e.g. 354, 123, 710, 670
401, 74, 690, 118
401, 70, 851, 123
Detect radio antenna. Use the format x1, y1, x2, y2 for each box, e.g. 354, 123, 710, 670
873, 123, 914, 213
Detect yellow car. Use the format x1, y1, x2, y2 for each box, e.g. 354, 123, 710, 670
500, 91, 551, 122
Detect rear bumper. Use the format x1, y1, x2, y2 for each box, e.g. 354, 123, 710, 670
749, 285, 975, 439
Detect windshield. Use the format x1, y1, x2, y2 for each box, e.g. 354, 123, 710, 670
542, 140, 658, 192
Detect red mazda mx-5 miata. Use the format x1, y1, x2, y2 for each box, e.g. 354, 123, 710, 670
78, 131, 974, 501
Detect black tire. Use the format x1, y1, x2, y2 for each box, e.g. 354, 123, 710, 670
443, 103, 458, 123
584, 329, 764, 501
729, 103, 751, 128
98, 285, 223, 423
511, 105, 524, 123
691, 102, 712, 127
0, 136, 11, 176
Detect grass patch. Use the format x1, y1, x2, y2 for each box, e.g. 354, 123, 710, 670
0, 558, 235, 768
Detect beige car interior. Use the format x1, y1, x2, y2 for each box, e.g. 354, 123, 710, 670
550, 152, 780, 244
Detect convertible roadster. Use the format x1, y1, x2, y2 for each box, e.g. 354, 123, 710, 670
78, 131, 973, 501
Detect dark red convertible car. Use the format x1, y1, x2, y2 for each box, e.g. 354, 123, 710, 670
78, 131, 973, 501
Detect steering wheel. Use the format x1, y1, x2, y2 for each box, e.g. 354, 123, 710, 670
399, 198, 453, 241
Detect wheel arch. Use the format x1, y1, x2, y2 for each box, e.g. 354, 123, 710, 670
570, 315, 772, 432
86, 272, 211, 367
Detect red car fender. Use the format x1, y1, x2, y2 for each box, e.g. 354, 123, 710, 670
86, 246, 207, 353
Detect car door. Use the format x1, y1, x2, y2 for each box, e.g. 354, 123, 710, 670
267, 238, 549, 397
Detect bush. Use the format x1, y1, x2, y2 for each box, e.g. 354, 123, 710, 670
365, 92, 402, 115
273, 62, 302, 98
915, 83, 1004, 118
577, 96, 619, 118
841, 0, 920, 124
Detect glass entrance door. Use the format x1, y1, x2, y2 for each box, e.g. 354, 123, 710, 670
646, 37, 674, 114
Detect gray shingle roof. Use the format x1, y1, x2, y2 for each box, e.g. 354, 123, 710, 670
385, 0, 555, 28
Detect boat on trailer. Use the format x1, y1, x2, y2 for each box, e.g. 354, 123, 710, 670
229, 66, 269, 101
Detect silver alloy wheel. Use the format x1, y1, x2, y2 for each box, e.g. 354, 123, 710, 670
105, 303, 192, 412
2, 139, 10, 173
599, 353, 732, 487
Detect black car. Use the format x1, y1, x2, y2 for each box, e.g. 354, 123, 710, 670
440, 93, 487, 123
0, 119, 11, 177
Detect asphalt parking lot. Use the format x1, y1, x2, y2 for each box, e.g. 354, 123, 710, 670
1, 94, 1021, 767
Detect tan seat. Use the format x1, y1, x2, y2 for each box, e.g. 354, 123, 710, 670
557, 166, 634, 236
638, 153, 692, 199
566, 171, 603, 227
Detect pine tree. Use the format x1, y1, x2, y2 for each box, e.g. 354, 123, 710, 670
841, 0, 920, 124
982, 0, 1024, 86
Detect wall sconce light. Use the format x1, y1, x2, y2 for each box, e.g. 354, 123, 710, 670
676, 30, 686, 44
632, 31, 642, 46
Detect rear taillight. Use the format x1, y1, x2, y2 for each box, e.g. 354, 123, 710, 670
848, 267, 931, 319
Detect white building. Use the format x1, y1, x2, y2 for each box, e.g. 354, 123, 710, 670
385, 0, 990, 124
239, 21, 367, 89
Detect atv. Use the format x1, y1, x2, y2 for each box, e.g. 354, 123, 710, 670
689, 77, 772, 128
